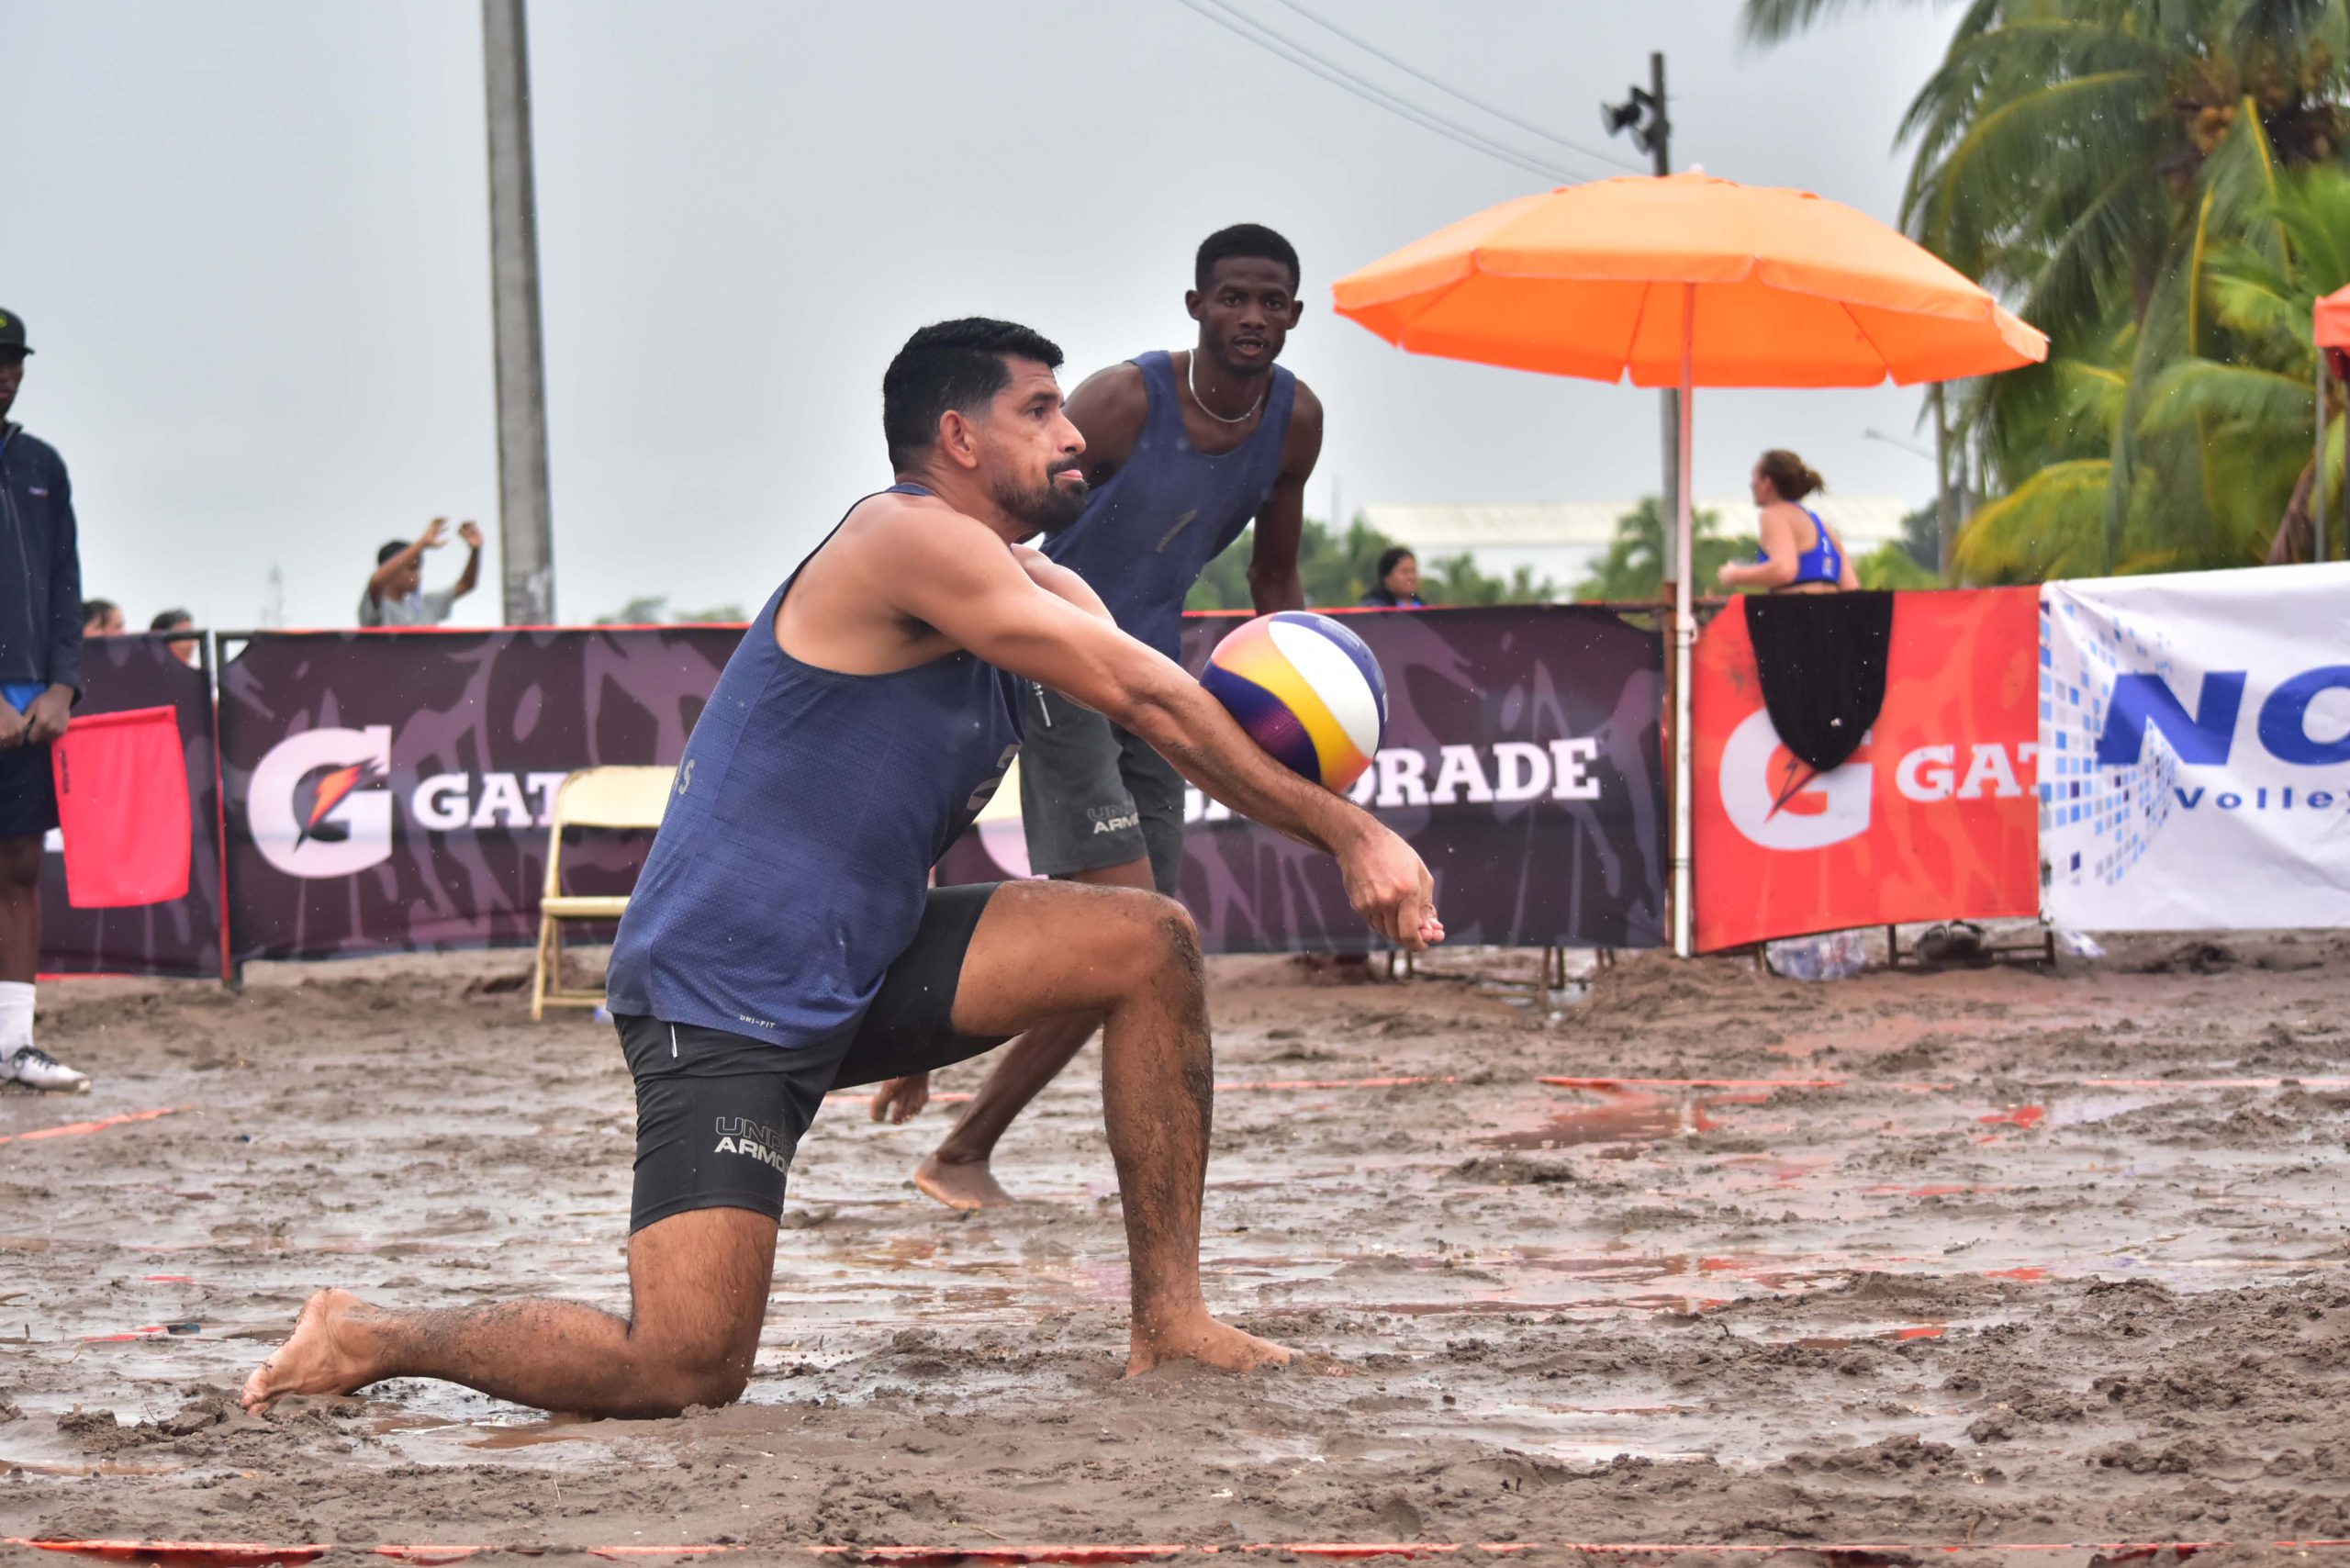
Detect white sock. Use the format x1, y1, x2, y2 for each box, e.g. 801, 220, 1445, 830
0, 981, 34, 1057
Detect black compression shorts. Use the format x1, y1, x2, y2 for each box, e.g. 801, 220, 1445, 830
613, 881, 1011, 1233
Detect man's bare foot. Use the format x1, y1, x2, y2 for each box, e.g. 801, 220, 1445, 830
241, 1289, 379, 1412
1127, 1311, 1294, 1375
912, 1149, 1017, 1211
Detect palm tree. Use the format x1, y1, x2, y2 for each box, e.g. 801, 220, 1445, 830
1961, 166, 2350, 576
1573, 498, 1753, 601
1745, 0, 2350, 574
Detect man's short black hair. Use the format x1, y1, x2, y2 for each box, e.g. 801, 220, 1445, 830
378, 541, 409, 566
151, 609, 193, 632
882, 318, 1064, 472
82, 598, 118, 627
1196, 224, 1301, 293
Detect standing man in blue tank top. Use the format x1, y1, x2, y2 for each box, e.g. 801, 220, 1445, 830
877, 226, 1326, 1212
243, 319, 1438, 1418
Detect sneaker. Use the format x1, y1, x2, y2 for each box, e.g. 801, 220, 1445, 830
2, 1044, 91, 1093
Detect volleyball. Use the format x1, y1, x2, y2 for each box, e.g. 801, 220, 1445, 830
1200, 611, 1388, 793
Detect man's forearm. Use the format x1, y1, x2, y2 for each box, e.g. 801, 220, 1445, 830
455, 549, 481, 595
1122, 678, 1371, 858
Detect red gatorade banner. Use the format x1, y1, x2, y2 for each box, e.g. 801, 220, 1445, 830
942, 605, 1669, 953
217, 627, 738, 964
1691, 588, 2039, 952
38, 633, 224, 978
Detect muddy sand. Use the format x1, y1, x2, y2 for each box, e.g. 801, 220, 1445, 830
5, 932, 2350, 1563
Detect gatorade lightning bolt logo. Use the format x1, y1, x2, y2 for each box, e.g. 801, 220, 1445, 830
297, 761, 386, 846
249, 725, 396, 877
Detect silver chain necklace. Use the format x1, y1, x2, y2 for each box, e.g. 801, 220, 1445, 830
1187, 352, 1264, 426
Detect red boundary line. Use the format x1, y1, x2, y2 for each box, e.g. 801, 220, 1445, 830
0, 1106, 181, 1147
1538, 1075, 2350, 1092
10, 1539, 2350, 1562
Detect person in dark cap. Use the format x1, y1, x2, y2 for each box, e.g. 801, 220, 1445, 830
0, 308, 91, 1092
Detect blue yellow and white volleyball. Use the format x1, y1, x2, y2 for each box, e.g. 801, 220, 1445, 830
1200, 611, 1388, 793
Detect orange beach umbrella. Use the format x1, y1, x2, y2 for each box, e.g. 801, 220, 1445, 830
1333, 172, 2046, 955
1333, 172, 2044, 386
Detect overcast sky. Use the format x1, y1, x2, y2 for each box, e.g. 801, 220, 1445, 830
6, 0, 1962, 630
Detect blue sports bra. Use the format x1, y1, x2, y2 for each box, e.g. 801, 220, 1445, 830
1757, 508, 1842, 587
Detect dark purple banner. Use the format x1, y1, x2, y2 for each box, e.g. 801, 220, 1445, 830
218, 628, 740, 963
39, 633, 224, 979
943, 606, 1667, 952
212, 610, 1662, 967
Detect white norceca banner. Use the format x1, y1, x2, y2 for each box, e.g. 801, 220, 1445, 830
2041, 562, 2350, 932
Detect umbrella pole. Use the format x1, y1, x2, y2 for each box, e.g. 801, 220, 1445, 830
1673, 284, 1696, 958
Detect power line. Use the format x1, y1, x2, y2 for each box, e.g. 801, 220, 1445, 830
1167, 0, 1582, 187
1176, 0, 1587, 184
1265, 0, 1649, 175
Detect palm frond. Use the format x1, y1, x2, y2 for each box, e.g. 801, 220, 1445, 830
2138, 357, 2314, 433
1953, 458, 2115, 580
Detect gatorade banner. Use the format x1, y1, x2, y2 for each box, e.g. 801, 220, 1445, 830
1692, 589, 2039, 952
943, 606, 1668, 952
218, 628, 739, 964
38, 633, 223, 979
2041, 562, 2350, 932
53, 706, 193, 907
217, 610, 1664, 965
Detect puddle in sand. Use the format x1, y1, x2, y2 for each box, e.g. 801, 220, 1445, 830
0, 1457, 187, 1476
1478, 1087, 1757, 1150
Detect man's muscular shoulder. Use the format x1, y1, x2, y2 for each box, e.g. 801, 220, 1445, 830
1064, 361, 1149, 483
1282, 379, 1324, 474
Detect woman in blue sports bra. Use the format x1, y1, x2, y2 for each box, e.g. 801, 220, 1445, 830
1717, 449, 1857, 594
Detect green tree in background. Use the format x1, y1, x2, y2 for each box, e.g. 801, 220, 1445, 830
1856, 541, 1943, 588
1186, 516, 1561, 610
1572, 498, 1759, 601
1745, 0, 2350, 576
1424, 554, 1558, 605
596, 597, 747, 624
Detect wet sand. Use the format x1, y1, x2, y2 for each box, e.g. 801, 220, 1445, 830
5, 933, 2350, 1562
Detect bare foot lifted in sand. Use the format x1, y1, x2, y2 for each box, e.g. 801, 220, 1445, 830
1129, 1309, 1292, 1376
242, 1288, 375, 1412
914, 1148, 1019, 1210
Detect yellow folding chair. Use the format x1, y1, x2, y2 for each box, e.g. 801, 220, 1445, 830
531, 765, 677, 1020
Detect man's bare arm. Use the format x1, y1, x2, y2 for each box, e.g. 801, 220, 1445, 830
890, 520, 1438, 946
1060, 364, 1148, 487
1247, 386, 1321, 614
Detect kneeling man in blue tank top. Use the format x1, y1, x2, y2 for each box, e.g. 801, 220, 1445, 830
874, 225, 1327, 1210
242, 318, 1438, 1417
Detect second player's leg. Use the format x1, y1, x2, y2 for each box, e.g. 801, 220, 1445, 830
916, 855, 1158, 1209
947, 879, 1288, 1373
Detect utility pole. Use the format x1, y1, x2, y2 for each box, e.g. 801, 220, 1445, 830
1648, 53, 1678, 570
1932, 383, 1955, 579
1606, 56, 1677, 570
482, 0, 556, 624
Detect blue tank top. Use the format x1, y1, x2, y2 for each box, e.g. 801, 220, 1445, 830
604, 485, 1024, 1045
1044, 350, 1296, 659
1758, 507, 1843, 587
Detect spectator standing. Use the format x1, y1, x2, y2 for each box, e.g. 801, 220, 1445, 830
0, 307, 91, 1092
362, 517, 482, 627
151, 609, 198, 666
82, 598, 123, 636
1359, 546, 1426, 607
